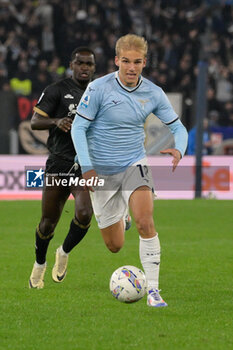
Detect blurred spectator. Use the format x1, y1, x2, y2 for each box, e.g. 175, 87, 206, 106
0, 51, 7, 80
31, 70, 52, 98
0, 79, 18, 154
228, 109, 233, 127
41, 25, 55, 61
174, 54, 194, 87
24, 13, 42, 39
48, 56, 65, 82
207, 86, 221, 113
34, 0, 54, 28
215, 66, 233, 103
10, 58, 32, 96
187, 118, 213, 155
208, 110, 220, 127
219, 101, 233, 126
27, 38, 41, 69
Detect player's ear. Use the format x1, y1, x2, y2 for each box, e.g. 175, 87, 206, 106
115, 56, 119, 67
69, 61, 73, 71
143, 58, 147, 68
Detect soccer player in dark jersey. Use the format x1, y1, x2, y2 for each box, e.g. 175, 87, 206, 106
29, 47, 96, 289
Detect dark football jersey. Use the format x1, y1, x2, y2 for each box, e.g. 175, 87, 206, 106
34, 78, 86, 161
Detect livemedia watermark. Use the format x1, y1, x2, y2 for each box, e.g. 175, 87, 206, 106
24, 165, 230, 191
25, 167, 104, 190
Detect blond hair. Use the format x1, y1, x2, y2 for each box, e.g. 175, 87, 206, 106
115, 34, 148, 58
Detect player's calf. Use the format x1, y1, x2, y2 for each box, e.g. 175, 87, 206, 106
52, 217, 91, 283
101, 221, 125, 253
62, 217, 91, 253
35, 224, 54, 264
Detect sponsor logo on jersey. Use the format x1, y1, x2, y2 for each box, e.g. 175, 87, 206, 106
112, 100, 121, 105
80, 95, 90, 108
64, 94, 74, 99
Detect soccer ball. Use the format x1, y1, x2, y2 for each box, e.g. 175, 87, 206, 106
109, 265, 147, 303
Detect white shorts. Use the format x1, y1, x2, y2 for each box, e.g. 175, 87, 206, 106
90, 158, 155, 229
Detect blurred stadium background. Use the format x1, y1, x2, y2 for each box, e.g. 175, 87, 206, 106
0, 0, 232, 199
0, 2, 232, 350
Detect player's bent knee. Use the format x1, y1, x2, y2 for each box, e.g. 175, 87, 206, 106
107, 245, 122, 253
105, 241, 123, 253
75, 208, 93, 225
39, 218, 57, 236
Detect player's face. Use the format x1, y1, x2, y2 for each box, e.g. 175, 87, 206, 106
70, 52, 95, 85
115, 49, 146, 87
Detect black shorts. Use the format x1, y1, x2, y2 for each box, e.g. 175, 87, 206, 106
45, 154, 82, 178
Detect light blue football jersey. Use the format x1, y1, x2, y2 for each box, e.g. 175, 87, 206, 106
72, 71, 188, 174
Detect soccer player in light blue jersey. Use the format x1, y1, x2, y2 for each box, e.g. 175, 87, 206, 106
71, 34, 188, 307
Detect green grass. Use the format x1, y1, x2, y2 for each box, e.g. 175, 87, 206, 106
0, 200, 232, 350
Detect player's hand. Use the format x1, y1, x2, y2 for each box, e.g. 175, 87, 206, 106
82, 169, 98, 192
56, 117, 73, 132
160, 148, 182, 172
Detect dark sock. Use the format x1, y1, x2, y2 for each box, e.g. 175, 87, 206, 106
35, 225, 54, 264
62, 218, 90, 254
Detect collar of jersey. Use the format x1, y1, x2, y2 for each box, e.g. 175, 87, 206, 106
115, 71, 143, 92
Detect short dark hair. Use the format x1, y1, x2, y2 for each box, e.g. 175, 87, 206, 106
71, 47, 96, 61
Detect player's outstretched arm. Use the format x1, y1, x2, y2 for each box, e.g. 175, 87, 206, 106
161, 119, 188, 171
31, 112, 73, 132
71, 113, 93, 165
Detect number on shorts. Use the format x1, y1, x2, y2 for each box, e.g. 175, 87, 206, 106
137, 164, 144, 177
137, 164, 149, 178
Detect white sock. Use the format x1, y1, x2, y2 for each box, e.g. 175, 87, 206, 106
139, 234, 160, 291
34, 261, 46, 268
60, 245, 69, 256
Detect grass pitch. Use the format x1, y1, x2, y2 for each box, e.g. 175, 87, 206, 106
0, 199, 232, 350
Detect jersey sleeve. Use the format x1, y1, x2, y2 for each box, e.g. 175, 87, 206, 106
34, 84, 60, 118
166, 119, 188, 157
153, 88, 179, 125
71, 114, 93, 173
76, 81, 102, 121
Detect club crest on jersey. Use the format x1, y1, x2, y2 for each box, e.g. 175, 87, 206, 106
80, 95, 90, 108
138, 99, 149, 110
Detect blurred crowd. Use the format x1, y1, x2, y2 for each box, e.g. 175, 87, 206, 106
0, 0, 233, 131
